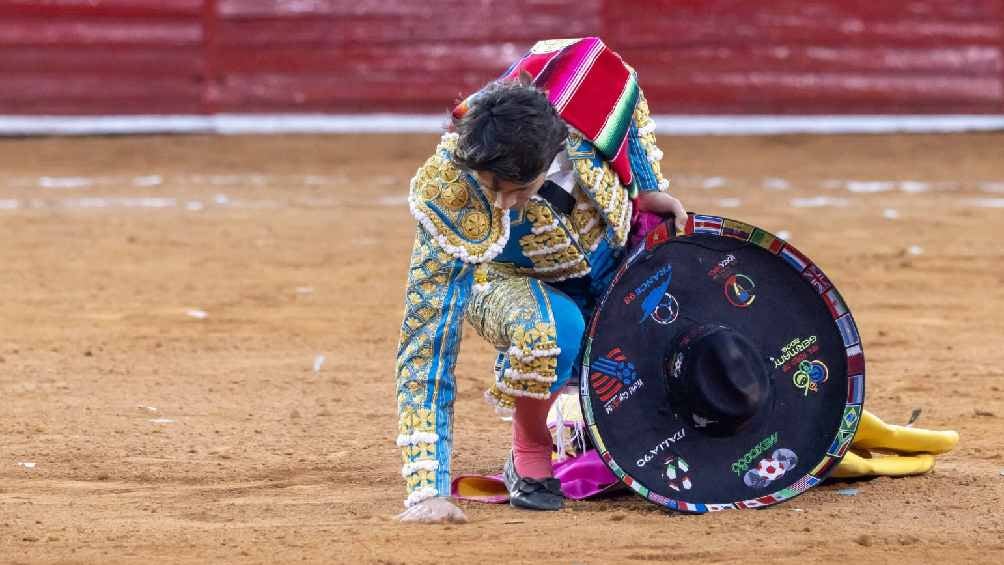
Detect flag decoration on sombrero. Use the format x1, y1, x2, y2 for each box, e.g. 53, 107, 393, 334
452, 37, 640, 187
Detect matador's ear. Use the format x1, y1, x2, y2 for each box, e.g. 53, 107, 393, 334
518, 70, 533, 86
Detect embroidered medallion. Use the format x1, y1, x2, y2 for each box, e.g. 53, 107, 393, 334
440, 182, 468, 209
461, 210, 490, 239
420, 183, 441, 201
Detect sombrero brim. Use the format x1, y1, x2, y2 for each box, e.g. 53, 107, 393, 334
580, 213, 865, 512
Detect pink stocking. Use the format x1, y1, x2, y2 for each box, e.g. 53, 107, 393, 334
512, 393, 559, 479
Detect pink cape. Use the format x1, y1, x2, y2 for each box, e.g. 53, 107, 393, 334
451, 449, 621, 503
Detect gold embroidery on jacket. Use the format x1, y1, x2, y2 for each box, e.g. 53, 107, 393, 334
570, 188, 605, 252
572, 157, 632, 247
398, 406, 438, 492
409, 134, 509, 263
633, 94, 669, 191
515, 199, 591, 282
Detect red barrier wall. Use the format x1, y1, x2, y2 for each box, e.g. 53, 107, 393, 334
1, 0, 1002, 115
0, 1, 206, 114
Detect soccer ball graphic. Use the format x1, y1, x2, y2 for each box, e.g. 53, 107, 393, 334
743, 448, 798, 488
651, 293, 680, 325
755, 458, 786, 481
664, 456, 692, 491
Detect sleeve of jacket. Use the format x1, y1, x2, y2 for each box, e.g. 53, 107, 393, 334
626, 90, 671, 196
395, 133, 510, 507
395, 225, 474, 507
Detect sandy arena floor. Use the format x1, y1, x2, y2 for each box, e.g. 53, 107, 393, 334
1, 132, 1003, 564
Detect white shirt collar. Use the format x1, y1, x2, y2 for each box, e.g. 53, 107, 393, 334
545, 150, 575, 194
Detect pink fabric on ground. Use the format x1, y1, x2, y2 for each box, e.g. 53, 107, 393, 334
451, 449, 621, 503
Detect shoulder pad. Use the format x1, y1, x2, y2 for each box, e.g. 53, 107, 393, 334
408, 133, 510, 263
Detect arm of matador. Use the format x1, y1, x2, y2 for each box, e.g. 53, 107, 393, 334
626, 91, 687, 233
626, 90, 670, 197
395, 225, 475, 508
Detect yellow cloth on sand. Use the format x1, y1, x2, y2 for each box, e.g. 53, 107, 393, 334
829, 409, 959, 478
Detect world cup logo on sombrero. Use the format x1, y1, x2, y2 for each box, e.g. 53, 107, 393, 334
723, 274, 756, 308
621, 264, 681, 325
743, 448, 798, 489
590, 348, 644, 414
792, 360, 829, 396
623, 264, 672, 306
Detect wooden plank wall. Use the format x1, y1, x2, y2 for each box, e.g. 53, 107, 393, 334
210, 0, 602, 112
607, 0, 1004, 113
0, 0, 207, 114
0, 0, 1001, 115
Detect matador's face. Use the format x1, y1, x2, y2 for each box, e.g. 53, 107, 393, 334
475, 170, 547, 211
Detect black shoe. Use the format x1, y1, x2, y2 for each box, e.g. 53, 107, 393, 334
502, 452, 564, 511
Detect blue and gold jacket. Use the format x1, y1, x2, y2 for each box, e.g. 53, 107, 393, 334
395, 96, 669, 506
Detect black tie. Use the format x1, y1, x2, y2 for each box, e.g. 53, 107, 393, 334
537, 180, 575, 216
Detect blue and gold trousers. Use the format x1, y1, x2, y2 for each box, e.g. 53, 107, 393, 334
466, 242, 621, 413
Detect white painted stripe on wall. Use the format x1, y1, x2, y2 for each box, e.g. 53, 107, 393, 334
0, 114, 1002, 136
653, 115, 1004, 135
0, 115, 214, 135
215, 114, 452, 134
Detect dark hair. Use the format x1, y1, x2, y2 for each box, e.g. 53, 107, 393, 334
451, 81, 569, 183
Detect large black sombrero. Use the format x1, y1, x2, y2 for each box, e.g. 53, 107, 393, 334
581, 214, 865, 512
